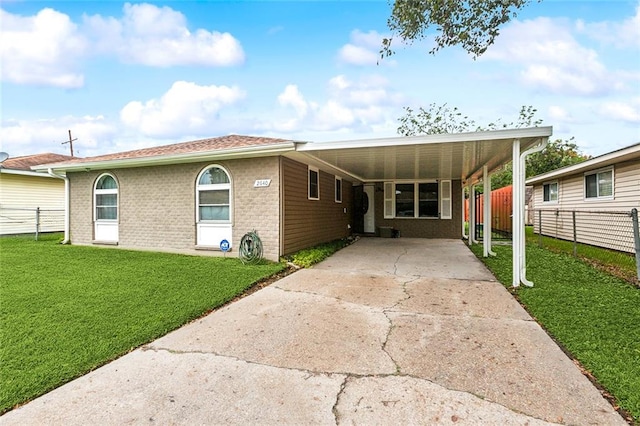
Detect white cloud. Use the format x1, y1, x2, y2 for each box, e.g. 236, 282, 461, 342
0, 116, 117, 157
547, 106, 573, 122
120, 81, 246, 137
483, 17, 614, 96
577, 3, 640, 49
278, 85, 309, 117
0, 8, 87, 88
599, 99, 640, 123
268, 74, 403, 133
84, 3, 245, 67
338, 30, 392, 66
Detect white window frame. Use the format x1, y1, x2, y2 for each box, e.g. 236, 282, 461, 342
383, 180, 450, 219
196, 165, 232, 223
308, 166, 319, 200
335, 176, 342, 203
584, 166, 614, 200
542, 181, 559, 203
94, 173, 118, 222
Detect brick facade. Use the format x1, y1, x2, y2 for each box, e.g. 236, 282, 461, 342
68, 157, 281, 261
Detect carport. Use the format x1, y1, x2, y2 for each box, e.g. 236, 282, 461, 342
289, 126, 553, 287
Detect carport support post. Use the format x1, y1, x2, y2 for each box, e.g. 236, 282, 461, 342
512, 139, 522, 287
483, 165, 496, 257
468, 182, 476, 246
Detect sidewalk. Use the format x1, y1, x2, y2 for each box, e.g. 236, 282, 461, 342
1, 239, 625, 425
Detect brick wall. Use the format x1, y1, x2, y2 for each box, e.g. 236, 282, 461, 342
67, 157, 281, 261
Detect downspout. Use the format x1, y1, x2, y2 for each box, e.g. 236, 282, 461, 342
517, 139, 548, 287
48, 168, 69, 244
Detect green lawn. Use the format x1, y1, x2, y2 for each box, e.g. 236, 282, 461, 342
470, 243, 640, 421
525, 226, 638, 284
0, 234, 284, 414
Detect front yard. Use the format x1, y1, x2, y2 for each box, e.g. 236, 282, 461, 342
471, 243, 640, 422
0, 234, 284, 414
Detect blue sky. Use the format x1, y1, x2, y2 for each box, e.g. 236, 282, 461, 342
1, 1, 639, 159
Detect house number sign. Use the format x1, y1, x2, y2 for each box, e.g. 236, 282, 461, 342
254, 179, 271, 188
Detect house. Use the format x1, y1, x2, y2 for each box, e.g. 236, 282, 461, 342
0, 153, 74, 235
33, 129, 552, 281
526, 143, 640, 253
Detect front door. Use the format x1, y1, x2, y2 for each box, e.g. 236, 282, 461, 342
363, 184, 375, 233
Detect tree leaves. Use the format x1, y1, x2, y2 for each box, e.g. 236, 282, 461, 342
382, 0, 532, 59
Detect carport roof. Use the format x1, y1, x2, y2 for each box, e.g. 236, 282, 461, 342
293, 126, 552, 184
33, 127, 552, 184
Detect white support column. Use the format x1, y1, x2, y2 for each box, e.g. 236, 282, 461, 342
462, 183, 468, 239
469, 183, 476, 246
468, 182, 474, 246
518, 140, 548, 287
483, 166, 495, 257
512, 139, 521, 287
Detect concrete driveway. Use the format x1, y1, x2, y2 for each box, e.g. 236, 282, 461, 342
1, 238, 625, 425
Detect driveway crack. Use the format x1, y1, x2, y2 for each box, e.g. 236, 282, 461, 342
380, 311, 401, 374
392, 247, 408, 276
332, 376, 348, 425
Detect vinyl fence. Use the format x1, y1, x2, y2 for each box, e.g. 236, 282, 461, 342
0, 207, 65, 239
532, 208, 640, 283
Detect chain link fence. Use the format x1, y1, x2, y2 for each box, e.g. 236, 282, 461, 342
0, 207, 65, 240
531, 208, 639, 284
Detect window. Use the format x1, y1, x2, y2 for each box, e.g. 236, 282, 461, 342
197, 166, 231, 221
94, 174, 118, 220
308, 166, 319, 200
418, 183, 438, 217
395, 184, 415, 217
585, 168, 613, 199
384, 180, 450, 219
335, 177, 342, 203
543, 182, 558, 203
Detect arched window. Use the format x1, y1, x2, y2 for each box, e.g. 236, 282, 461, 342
197, 166, 231, 222
95, 174, 118, 220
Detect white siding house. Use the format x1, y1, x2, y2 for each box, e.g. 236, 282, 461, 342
0, 153, 73, 235
526, 143, 640, 253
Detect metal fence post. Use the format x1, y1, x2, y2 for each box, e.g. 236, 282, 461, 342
538, 209, 542, 247
631, 208, 640, 283
35, 207, 40, 241
572, 211, 577, 257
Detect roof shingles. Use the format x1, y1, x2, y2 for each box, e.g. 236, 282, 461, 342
1, 153, 76, 171
39, 135, 293, 168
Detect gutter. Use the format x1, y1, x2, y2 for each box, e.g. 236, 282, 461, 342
47, 168, 70, 244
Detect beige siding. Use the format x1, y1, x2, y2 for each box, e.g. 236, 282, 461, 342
373, 180, 463, 238
68, 157, 282, 261
0, 173, 65, 234
531, 158, 640, 253
282, 157, 353, 254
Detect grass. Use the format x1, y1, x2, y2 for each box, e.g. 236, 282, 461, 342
470, 242, 640, 421
525, 226, 638, 285
283, 237, 353, 268
0, 234, 284, 414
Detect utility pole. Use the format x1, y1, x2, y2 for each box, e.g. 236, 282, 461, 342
62, 130, 77, 157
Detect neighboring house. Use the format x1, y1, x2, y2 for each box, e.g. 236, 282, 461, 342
527, 142, 640, 253
0, 153, 74, 235
34, 129, 552, 263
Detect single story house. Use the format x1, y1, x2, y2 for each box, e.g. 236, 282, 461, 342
34, 128, 552, 287
0, 153, 74, 235
526, 142, 640, 253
